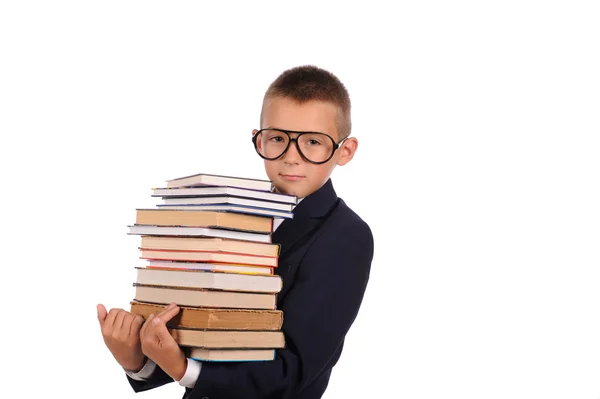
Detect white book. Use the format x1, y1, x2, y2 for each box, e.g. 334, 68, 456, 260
152, 186, 297, 204
155, 204, 293, 219
128, 225, 272, 243
160, 195, 293, 212
165, 173, 273, 191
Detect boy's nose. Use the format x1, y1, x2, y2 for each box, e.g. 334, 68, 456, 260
282, 140, 302, 164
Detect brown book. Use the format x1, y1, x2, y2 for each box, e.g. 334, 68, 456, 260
184, 347, 276, 361
135, 209, 273, 233
130, 301, 283, 330
135, 267, 282, 293
140, 249, 278, 267
170, 328, 285, 349
139, 236, 280, 257
133, 284, 277, 309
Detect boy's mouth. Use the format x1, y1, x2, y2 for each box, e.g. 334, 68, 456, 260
279, 174, 305, 182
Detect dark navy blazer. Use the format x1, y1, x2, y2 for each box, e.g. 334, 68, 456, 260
128, 178, 374, 399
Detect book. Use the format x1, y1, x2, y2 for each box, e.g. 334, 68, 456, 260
127, 172, 288, 362
156, 204, 293, 219
139, 236, 280, 258
169, 328, 285, 349
145, 259, 274, 275
133, 284, 277, 309
135, 267, 282, 293
140, 249, 278, 267
153, 185, 297, 204
166, 173, 273, 191
160, 196, 294, 212
128, 225, 272, 243
134, 209, 273, 234
130, 301, 283, 330
185, 347, 276, 362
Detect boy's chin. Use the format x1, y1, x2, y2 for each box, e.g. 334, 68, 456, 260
273, 181, 307, 198
273, 185, 300, 197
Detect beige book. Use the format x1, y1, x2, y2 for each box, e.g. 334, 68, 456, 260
140, 249, 278, 267
140, 236, 280, 257
135, 267, 282, 293
171, 328, 285, 349
133, 284, 277, 309
135, 208, 273, 233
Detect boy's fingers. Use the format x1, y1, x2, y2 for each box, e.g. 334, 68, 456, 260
97, 304, 107, 326
130, 315, 144, 335
105, 308, 124, 328
140, 313, 155, 338
121, 313, 134, 336
156, 302, 176, 317
156, 304, 180, 324
114, 310, 127, 333
146, 313, 174, 344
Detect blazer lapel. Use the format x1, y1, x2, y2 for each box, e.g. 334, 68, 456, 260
272, 179, 338, 259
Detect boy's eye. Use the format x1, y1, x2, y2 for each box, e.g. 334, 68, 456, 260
301, 134, 324, 146
270, 136, 285, 143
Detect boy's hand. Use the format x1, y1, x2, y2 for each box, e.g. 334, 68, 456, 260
140, 303, 187, 381
97, 304, 146, 372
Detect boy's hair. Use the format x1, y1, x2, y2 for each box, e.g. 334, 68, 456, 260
261, 65, 352, 140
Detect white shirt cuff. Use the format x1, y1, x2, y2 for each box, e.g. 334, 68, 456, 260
177, 358, 202, 388
124, 358, 157, 381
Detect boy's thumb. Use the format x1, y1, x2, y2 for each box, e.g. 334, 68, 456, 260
153, 317, 170, 341
97, 304, 107, 325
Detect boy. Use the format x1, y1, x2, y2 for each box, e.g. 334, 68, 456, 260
97, 65, 374, 399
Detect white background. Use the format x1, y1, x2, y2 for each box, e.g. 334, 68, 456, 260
1, 1, 599, 398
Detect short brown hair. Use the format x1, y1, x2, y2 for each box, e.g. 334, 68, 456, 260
261, 65, 352, 139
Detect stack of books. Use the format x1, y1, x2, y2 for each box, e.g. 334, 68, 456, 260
127, 173, 297, 362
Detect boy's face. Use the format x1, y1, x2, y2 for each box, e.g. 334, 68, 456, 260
254, 96, 357, 199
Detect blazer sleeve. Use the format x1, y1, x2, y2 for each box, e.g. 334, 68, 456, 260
187, 219, 374, 399
126, 364, 173, 392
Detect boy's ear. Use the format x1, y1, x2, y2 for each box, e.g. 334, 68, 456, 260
252, 129, 258, 136
336, 137, 358, 166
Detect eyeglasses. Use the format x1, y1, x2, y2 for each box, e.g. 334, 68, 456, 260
252, 128, 347, 165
